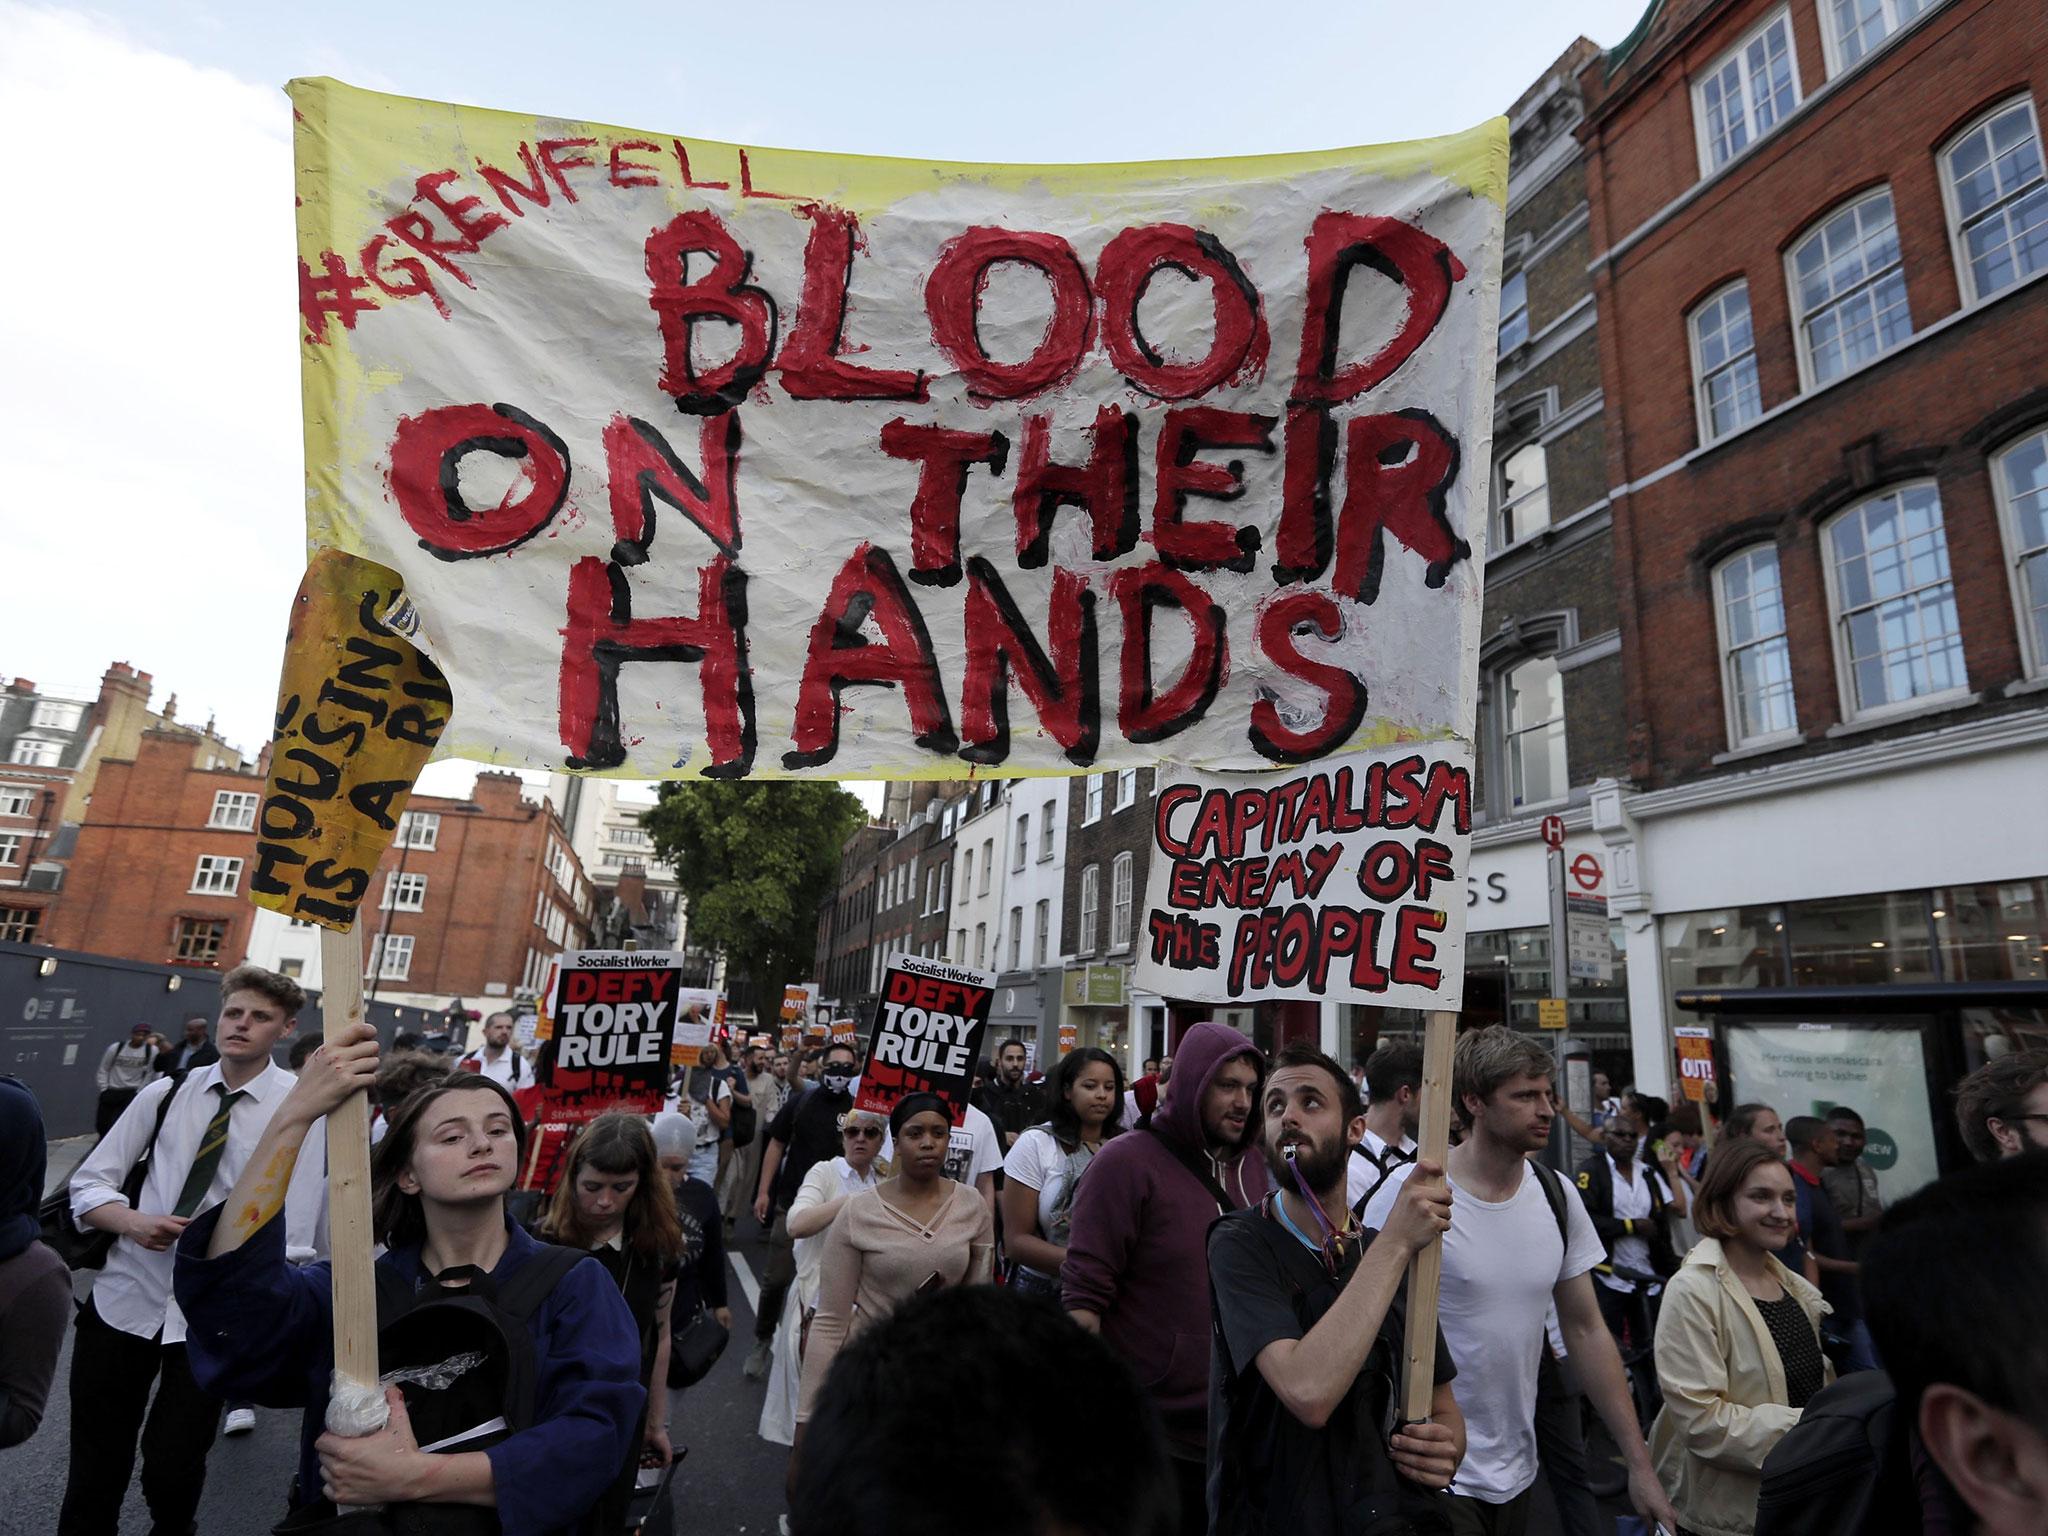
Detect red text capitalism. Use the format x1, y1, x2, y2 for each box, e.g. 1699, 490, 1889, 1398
320, 140, 1481, 776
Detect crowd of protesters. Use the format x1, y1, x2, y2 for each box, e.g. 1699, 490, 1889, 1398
3, 980, 2044, 1536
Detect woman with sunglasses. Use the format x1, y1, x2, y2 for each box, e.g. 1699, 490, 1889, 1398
757, 1107, 885, 1449
1000, 1047, 1124, 1298
795, 1096, 994, 1426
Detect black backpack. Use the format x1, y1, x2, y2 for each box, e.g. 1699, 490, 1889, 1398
277, 1242, 594, 1536
1754, 1372, 1918, 1536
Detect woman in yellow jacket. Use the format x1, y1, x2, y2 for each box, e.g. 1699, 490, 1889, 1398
1650, 1138, 1832, 1536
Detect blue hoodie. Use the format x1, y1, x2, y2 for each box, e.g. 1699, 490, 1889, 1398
1061, 1022, 1269, 1453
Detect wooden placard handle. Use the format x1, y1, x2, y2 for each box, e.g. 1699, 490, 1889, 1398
1400, 1009, 1458, 1423
319, 923, 382, 1427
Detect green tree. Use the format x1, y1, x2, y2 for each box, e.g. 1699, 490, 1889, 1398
642, 780, 866, 1025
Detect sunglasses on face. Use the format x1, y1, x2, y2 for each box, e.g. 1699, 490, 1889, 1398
843, 1126, 882, 1140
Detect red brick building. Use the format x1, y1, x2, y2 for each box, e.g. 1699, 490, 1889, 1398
1575, 0, 2047, 1180
43, 733, 594, 1010
44, 728, 265, 967
252, 770, 596, 1010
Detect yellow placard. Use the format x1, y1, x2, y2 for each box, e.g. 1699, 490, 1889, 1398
1537, 998, 1568, 1031
250, 549, 451, 931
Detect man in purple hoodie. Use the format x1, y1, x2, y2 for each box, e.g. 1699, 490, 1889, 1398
1064, 1021, 1271, 1535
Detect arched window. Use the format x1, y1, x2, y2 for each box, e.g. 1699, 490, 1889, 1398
1992, 428, 2048, 679
1690, 281, 1762, 442
1788, 190, 1912, 388
1822, 482, 1967, 718
1079, 864, 1100, 955
1713, 545, 1798, 746
1940, 96, 2047, 305
1500, 655, 1567, 810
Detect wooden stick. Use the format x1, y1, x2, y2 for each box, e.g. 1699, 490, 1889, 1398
1400, 1008, 1459, 1423
319, 922, 382, 1426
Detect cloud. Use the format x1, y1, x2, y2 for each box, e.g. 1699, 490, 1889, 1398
0, 3, 299, 749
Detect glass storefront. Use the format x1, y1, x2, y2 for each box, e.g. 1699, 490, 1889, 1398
1666, 880, 2048, 989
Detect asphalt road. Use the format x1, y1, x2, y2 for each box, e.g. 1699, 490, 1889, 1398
0, 1220, 793, 1536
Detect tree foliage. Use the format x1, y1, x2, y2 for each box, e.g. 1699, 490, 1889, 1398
642, 780, 866, 1021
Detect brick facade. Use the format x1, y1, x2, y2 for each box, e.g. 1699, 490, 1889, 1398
1583, 0, 2048, 788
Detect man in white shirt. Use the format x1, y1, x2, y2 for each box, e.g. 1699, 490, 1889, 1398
94, 1023, 160, 1134
1345, 1039, 1422, 1211
60, 964, 327, 1536
457, 1009, 526, 1088
1365, 1027, 1677, 1536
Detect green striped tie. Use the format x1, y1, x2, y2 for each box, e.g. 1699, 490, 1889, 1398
173, 1085, 248, 1218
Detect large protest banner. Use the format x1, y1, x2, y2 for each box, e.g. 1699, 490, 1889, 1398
289, 80, 1502, 783
1133, 744, 1473, 1008
853, 955, 994, 1126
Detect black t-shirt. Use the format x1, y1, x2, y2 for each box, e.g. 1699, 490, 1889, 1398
768, 1086, 851, 1210
1795, 1170, 1860, 1324
1208, 1200, 1456, 1536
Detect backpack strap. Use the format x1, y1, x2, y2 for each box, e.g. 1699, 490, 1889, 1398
494, 1241, 591, 1323
1526, 1159, 1572, 1250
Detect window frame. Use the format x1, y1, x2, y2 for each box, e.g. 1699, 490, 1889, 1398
1819, 0, 1944, 79
1035, 899, 1051, 966
1786, 187, 1913, 391
29, 700, 84, 731
208, 790, 259, 831
8, 739, 61, 767
190, 855, 244, 896
396, 811, 440, 850
1039, 799, 1056, 859
1078, 864, 1100, 956
385, 871, 429, 912
1492, 653, 1570, 814
980, 838, 994, 894
1711, 543, 1802, 750
1008, 906, 1023, 970
1688, 279, 1764, 445
1820, 480, 1971, 722
173, 916, 226, 964
1991, 427, 2048, 681
0, 785, 34, 818
0, 834, 19, 867
1497, 269, 1529, 355
1109, 852, 1134, 952
1083, 773, 1104, 825
0, 905, 42, 943
1692, 5, 1802, 176
1937, 94, 2048, 308
369, 933, 415, 981
1114, 768, 1137, 811
1013, 817, 1028, 872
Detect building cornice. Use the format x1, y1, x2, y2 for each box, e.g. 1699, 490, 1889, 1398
1624, 707, 2048, 820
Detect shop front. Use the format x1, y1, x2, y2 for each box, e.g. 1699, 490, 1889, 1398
987, 969, 1057, 1067
1595, 716, 2048, 1197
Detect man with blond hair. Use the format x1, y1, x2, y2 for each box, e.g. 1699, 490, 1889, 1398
1366, 1026, 1675, 1536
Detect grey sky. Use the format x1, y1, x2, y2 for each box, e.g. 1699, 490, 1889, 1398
0, 0, 1647, 807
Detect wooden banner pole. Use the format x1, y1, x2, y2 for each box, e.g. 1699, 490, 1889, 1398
319, 921, 385, 1434
1400, 1008, 1459, 1423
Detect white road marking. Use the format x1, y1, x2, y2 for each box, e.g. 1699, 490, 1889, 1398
729, 1250, 760, 1314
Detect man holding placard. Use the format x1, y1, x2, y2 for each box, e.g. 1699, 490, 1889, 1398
1365, 1027, 1677, 1535
1208, 1041, 1461, 1535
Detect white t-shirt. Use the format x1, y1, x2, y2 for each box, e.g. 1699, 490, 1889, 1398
1001, 1126, 1097, 1254
881, 1102, 1002, 1188
1365, 1158, 1606, 1504
1596, 1154, 1670, 1294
